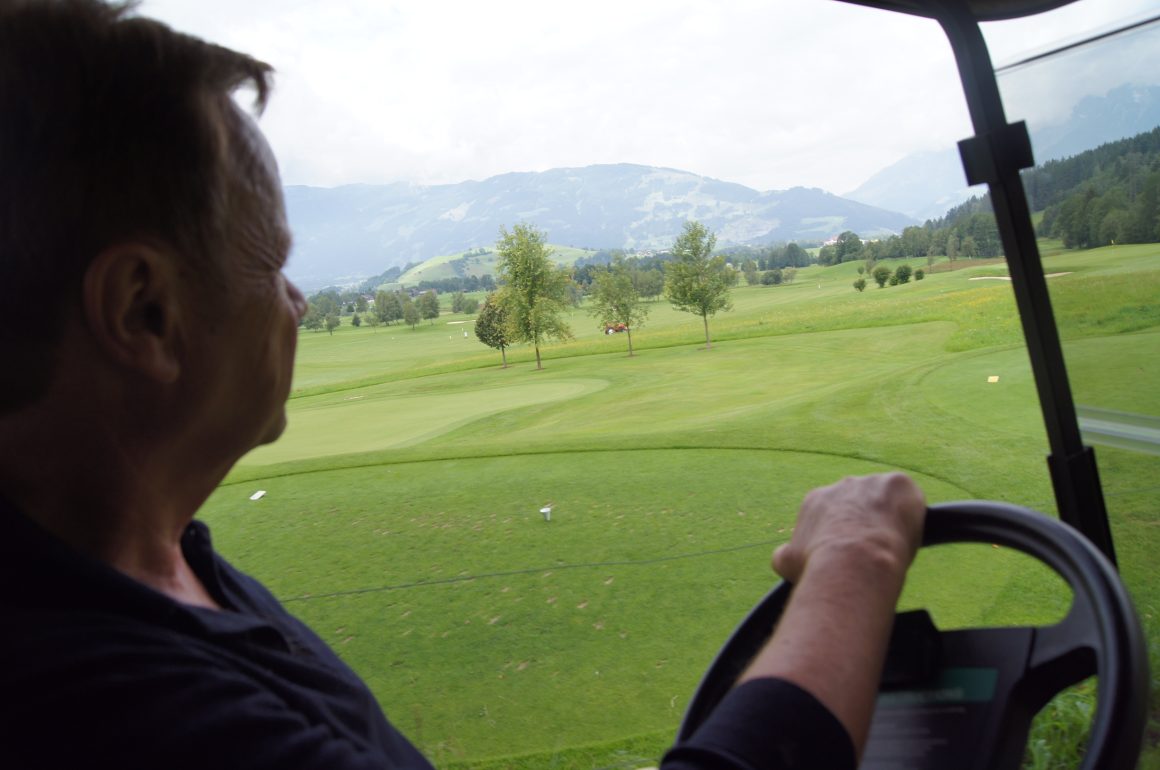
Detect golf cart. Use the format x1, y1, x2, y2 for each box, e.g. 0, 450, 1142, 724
681, 1, 1157, 767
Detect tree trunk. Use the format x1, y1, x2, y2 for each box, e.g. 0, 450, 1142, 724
534, 343, 542, 370
500, 344, 508, 369
702, 314, 711, 349
626, 328, 634, 357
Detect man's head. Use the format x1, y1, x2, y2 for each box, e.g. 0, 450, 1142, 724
0, 0, 282, 414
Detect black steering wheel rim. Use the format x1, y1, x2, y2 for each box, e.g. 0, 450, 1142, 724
678, 501, 1149, 770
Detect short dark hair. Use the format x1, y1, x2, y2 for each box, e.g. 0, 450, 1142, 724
0, 0, 274, 411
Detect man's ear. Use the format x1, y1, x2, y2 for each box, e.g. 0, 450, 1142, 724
82, 244, 183, 384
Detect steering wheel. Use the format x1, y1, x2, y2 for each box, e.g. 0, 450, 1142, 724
678, 502, 1149, 770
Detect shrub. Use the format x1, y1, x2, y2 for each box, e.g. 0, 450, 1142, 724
895, 265, 913, 284
915, 269, 925, 281
888, 275, 899, 286
853, 278, 867, 292
873, 266, 891, 288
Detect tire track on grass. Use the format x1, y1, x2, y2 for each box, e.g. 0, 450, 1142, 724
280, 538, 777, 604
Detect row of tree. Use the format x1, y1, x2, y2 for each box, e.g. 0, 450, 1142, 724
817, 207, 1004, 267
572, 260, 665, 300
414, 274, 497, 294
722, 242, 812, 270
368, 289, 441, 330
852, 264, 924, 292
474, 221, 737, 369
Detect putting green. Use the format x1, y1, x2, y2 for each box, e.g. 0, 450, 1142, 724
916, 330, 1160, 441
916, 345, 1043, 439
240, 378, 609, 466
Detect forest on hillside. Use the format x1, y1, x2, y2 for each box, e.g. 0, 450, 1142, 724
1030, 125, 1160, 248
818, 123, 1160, 264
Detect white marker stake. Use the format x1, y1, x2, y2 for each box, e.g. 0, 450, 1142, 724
250, 490, 267, 501
540, 506, 552, 522
988, 376, 1000, 383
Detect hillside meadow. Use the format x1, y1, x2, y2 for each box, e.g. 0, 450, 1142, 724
390, 244, 599, 289
201, 245, 1160, 769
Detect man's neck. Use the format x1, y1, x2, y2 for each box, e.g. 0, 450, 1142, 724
0, 406, 224, 609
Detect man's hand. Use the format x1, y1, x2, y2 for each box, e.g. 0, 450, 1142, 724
773, 472, 926, 585
739, 472, 927, 759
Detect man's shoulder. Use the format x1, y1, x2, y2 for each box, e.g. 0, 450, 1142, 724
1, 605, 230, 686
0, 605, 432, 770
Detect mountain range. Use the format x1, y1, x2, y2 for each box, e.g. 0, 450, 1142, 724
285, 83, 1160, 291
283, 166, 915, 291
846, 83, 1160, 221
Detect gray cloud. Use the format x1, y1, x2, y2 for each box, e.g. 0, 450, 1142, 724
143, 0, 1155, 193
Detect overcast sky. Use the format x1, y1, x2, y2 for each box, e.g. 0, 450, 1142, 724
143, 0, 1158, 195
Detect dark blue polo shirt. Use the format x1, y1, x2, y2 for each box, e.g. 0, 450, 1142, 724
0, 498, 434, 769
0, 498, 853, 770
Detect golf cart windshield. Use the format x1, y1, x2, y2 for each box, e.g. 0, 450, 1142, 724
175, 0, 1159, 765
993, 11, 1160, 458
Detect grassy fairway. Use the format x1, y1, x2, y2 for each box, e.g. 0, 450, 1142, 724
201, 246, 1160, 768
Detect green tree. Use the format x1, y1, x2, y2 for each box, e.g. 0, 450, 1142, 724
663, 221, 733, 350
462, 297, 480, 314
401, 296, 420, 329
635, 269, 665, 300
310, 291, 340, 318
495, 223, 573, 370
783, 242, 811, 267
451, 291, 466, 313
588, 261, 650, 357
853, 278, 867, 292
1099, 209, 1129, 245
324, 313, 340, 335
474, 293, 511, 368
664, 221, 736, 349
302, 304, 324, 331
961, 235, 979, 258
365, 312, 381, 332
914, 269, 925, 281
375, 290, 402, 325
894, 264, 913, 284
834, 231, 863, 262
418, 290, 440, 324
351, 313, 361, 327
900, 226, 929, 258
761, 268, 783, 285
872, 265, 891, 288
782, 267, 797, 284
355, 295, 368, 313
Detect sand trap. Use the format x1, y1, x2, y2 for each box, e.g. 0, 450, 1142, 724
969, 272, 1072, 281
